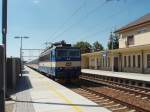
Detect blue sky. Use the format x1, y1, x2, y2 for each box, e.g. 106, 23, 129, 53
0, 0, 150, 58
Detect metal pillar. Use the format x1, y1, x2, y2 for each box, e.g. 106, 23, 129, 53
1, 0, 7, 111
110, 32, 114, 72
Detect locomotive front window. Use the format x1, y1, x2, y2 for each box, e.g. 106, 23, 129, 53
56, 49, 80, 58
69, 50, 80, 57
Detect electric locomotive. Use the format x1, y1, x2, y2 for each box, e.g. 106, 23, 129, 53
38, 41, 81, 80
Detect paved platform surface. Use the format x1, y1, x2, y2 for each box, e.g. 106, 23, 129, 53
13, 67, 110, 112
82, 69, 150, 82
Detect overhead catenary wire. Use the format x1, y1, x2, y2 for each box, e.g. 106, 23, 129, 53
49, 0, 87, 42
77, 10, 127, 41
51, 1, 107, 43
52, 0, 126, 42
76, 0, 137, 42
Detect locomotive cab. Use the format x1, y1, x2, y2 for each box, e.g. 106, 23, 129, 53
55, 48, 81, 79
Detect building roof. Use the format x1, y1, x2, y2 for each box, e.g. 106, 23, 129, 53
115, 13, 150, 33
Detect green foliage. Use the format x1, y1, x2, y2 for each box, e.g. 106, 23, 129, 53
74, 41, 92, 54
107, 32, 119, 50
92, 41, 104, 52
74, 41, 104, 54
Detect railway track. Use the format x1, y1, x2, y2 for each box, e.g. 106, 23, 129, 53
68, 84, 135, 112
72, 88, 134, 112
80, 75, 150, 101
66, 80, 150, 112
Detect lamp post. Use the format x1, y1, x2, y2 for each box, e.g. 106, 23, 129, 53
14, 36, 29, 76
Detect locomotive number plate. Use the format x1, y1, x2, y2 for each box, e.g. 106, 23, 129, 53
66, 62, 72, 66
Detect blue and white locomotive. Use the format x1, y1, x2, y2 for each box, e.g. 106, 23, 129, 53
29, 41, 81, 80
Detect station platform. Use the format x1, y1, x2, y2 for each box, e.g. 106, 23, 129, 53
82, 69, 150, 82
13, 67, 110, 112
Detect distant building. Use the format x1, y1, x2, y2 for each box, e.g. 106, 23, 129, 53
82, 13, 150, 74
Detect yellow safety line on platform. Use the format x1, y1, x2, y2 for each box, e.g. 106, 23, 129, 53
45, 81, 83, 112
27, 67, 83, 112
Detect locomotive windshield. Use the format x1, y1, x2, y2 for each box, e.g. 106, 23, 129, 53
56, 49, 80, 58
68, 49, 80, 57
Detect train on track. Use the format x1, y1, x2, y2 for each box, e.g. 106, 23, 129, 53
27, 41, 81, 82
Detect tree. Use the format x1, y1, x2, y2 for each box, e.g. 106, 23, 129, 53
92, 41, 104, 52
74, 41, 92, 54
107, 32, 119, 50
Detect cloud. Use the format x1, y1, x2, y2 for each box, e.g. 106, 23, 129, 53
33, 0, 40, 4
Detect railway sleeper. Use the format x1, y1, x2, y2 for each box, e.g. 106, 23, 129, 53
110, 106, 126, 110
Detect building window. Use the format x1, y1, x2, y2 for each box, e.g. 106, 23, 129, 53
124, 56, 126, 67
147, 54, 150, 68
128, 56, 131, 67
127, 35, 134, 45
138, 55, 141, 68
133, 55, 135, 67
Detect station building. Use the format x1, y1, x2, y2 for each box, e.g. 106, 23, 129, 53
82, 13, 150, 74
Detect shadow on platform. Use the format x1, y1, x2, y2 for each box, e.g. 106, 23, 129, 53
15, 75, 33, 93
6, 75, 33, 99
12, 99, 102, 107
